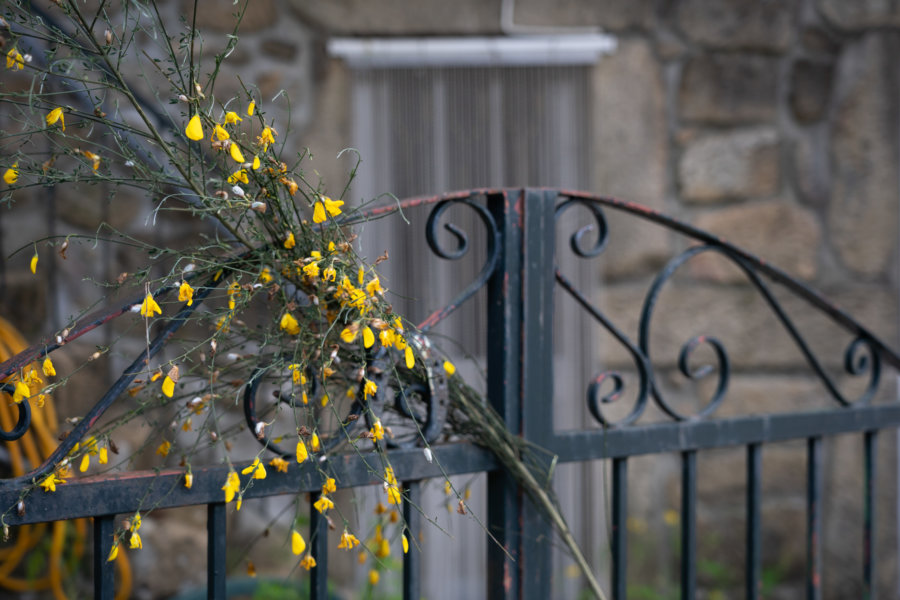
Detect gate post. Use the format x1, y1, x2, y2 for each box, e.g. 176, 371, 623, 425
486, 189, 558, 599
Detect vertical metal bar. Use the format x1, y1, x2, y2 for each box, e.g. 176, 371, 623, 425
486, 190, 523, 600
807, 437, 823, 600
681, 450, 697, 600
403, 481, 422, 600
746, 443, 761, 600
611, 457, 628, 600
207, 502, 226, 600
863, 431, 877, 600
93, 514, 115, 600
310, 493, 329, 600
519, 189, 559, 599
485, 188, 561, 599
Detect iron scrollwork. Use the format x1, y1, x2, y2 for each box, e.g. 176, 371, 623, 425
555, 191, 889, 428
419, 195, 500, 332
554, 197, 653, 427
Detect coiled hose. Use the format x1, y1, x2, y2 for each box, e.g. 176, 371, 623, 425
0, 315, 131, 599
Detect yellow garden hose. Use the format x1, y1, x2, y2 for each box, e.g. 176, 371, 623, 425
0, 315, 131, 599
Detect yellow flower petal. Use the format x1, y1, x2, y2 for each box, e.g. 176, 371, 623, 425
3, 163, 18, 185
292, 530, 306, 555
313, 495, 334, 514
402, 534, 409, 554
362, 327, 375, 349
280, 312, 300, 335
107, 543, 119, 562
252, 155, 260, 170
258, 126, 275, 148
42, 357, 56, 377
312, 201, 326, 224
162, 375, 175, 398
227, 169, 248, 184
46, 107, 65, 131
185, 114, 204, 141
443, 360, 456, 375
230, 142, 245, 163
247, 101, 255, 116
140, 293, 162, 317
284, 231, 296, 249
405, 345, 414, 369
296, 439, 308, 463
340, 326, 358, 343
322, 196, 344, 217
178, 281, 194, 306
30, 253, 37, 274
214, 124, 230, 141
13, 380, 30, 404
337, 530, 360, 550
6, 48, 24, 71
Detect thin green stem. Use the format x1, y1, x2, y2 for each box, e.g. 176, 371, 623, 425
64, 0, 254, 251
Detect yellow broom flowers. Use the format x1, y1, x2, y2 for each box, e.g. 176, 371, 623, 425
185, 114, 204, 141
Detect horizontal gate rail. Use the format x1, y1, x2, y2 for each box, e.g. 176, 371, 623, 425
546, 403, 900, 461
0, 444, 496, 526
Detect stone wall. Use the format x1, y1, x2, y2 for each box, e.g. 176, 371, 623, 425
294, 1, 899, 597
1, 0, 898, 598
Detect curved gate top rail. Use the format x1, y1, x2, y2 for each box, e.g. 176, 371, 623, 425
0, 188, 897, 600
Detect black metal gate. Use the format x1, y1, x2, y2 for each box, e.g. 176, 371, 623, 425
0, 188, 897, 600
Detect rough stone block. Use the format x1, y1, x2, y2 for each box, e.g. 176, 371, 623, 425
592, 39, 670, 278
679, 54, 778, 124
289, 0, 503, 35
698, 443, 806, 503
297, 58, 353, 198
711, 374, 827, 418
818, 0, 900, 30
183, 0, 278, 32
260, 39, 300, 62
55, 185, 142, 231
792, 129, 831, 207
790, 60, 835, 124
654, 28, 689, 60
691, 200, 821, 282
513, 0, 656, 31
679, 128, 780, 203
828, 33, 900, 277
597, 281, 896, 372
675, 0, 795, 51
801, 26, 842, 56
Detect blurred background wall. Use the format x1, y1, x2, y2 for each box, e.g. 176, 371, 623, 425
1, 0, 898, 598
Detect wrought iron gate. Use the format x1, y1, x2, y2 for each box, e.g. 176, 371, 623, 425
0, 188, 897, 600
